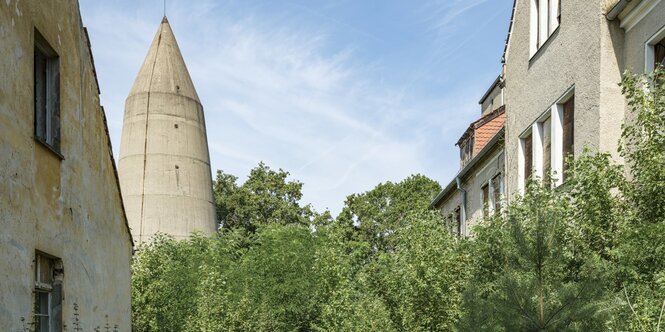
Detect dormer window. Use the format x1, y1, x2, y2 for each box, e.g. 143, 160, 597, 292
459, 136, 474, 168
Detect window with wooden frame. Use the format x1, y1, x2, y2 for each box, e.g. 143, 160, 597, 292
34, 29, 61, 154
482, 184, 490, 217
35, 252, 63, 332
562, 95, 574, 182
491, 174, 503, 213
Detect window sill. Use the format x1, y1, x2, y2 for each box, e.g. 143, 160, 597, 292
529, 26, 561, 65
34, 137, 64, 160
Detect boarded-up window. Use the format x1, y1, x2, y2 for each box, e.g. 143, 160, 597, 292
482, 184, 490, 216
34, 30, 60, 153
542, 117, 552, 178
524, 134, 533, 185
491, 174, 503, 212
562, 96, 575, 181
655, 37, 665, 69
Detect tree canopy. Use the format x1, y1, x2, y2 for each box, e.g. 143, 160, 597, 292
131, 69, 665, 331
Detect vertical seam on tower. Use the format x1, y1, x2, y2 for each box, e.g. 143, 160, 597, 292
139, 27, 163, 244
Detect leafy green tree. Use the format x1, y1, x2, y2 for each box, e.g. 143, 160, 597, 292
369, 211, 470, 331
312, 284, 396, 332
214, 162, 315, 232
336, 174, 441, 251
186, 228, 255, 332
565, 152, 626, 261
131, 234, 210, 332
195, 224, 320, 331
610, 68, 665, 331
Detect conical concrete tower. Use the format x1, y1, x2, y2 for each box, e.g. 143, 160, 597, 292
118, 17, 217, 245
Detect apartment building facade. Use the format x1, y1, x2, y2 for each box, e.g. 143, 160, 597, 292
431, 0, 664, 234
505, 0, 664, 195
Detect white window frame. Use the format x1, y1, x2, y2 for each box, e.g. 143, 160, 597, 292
645, 25, 665, 73
518, 87, 574, 191
35, 253, 53, 332
34, 253, 63, 332
530, 0, 560, 57
551, 88, 574, 186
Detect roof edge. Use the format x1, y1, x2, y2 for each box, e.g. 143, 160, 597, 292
76, 3, 135, 249
501, 0, 518, 64
455, 105, 506, 146
607, 0, 633, 20
478, 75, 502, 104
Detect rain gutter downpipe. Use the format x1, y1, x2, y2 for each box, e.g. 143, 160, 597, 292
607, 0, 631, 20
456, 176, 467, 237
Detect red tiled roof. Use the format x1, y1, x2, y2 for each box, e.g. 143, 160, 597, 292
456, 105, 506, 147
474, 112, 505, 154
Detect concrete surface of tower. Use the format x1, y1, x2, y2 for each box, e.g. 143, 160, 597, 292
118, 17, 217, 245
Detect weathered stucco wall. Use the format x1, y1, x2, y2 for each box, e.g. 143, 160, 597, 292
0, 0, 133, 330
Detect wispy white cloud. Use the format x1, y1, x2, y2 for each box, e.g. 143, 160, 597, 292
423, 0, 491, 34
80, 0, 505, 214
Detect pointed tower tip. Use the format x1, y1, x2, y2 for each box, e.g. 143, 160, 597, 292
128, 14, 200, 102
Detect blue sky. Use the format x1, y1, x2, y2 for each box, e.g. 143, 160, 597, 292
78, 0, 513, 215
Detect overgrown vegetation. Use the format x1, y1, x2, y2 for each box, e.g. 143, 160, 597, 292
131, 69, 664, 331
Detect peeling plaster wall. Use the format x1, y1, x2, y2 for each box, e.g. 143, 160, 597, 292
0, 0, 132, 330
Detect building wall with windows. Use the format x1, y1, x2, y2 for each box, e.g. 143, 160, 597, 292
618, 0, 665, 74
0, 0, 133, 330
609, 0, 665, 162
503, 0, 626, 195
432, 137, 505, 237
